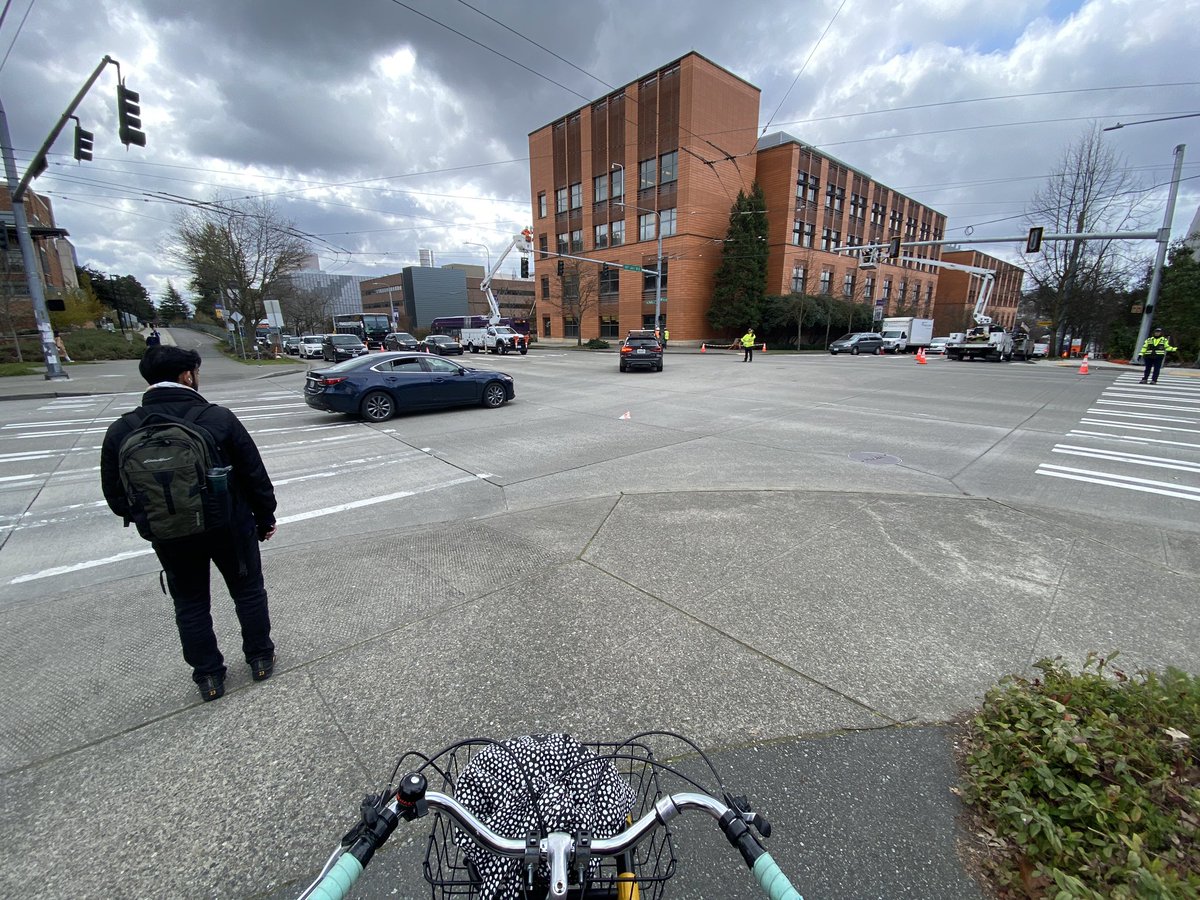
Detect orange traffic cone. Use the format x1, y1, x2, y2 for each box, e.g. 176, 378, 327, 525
761, 343, 767, 353
916, 347, 927, 365
701, 343, 706, 353
1079, 356, 1089, 375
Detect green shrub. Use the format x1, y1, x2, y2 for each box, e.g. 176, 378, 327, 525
584, 338, 610, 349
961, 653, 1200, 898
0, 329, 144, 366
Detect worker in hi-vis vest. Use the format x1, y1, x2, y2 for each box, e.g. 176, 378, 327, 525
1139, 327, 1176, 385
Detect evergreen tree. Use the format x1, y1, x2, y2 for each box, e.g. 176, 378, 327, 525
707, 183, 769, 332
158, 280, 192, 323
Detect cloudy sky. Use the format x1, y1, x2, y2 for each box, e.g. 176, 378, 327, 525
2, 0, 1197, 303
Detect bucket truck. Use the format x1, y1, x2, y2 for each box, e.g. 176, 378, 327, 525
460, 229, 532, 355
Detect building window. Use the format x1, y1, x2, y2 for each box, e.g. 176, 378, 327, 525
611, 167, 624, 200
542, 315, 551, 337
825, 183, 844, 211
643, 258, 667, 293
898, 280, 907, 305
660, 150, 678, 184
638, 158, 656, 190
793, 220, 815, 248
611, 219, 624, 246
882, 278, 892, 302
570, 229, 583, 253
843, 273, 855, 297
539, 234, 548, 258
660, 208, 676, 237
797, 171, 818, 203
600, 315, 619, 338
540, 276, 550, 299
538, 192, 546, 218
819, 270, 832, 295
864, 276, 875, 301
556, 233, 568, 255
600, 266, 619, 296
563, 316, 579, 338
925, 284, 933, 310
871, 202, 885, 226
639, 213, 655, 242
556, 187, 568, 214
594, 174, 608, 203
570, 182, 582, 210
791, 265, 807, 293
821, 228, 841, 251
594, 224, 608, 249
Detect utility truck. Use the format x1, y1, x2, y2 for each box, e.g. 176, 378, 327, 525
879, 317, 934, 353
459, 230, 532, 355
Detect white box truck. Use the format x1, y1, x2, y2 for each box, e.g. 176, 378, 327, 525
879, 317, 934, 353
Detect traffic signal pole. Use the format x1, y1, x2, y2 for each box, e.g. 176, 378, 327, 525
2, 55, 127, 380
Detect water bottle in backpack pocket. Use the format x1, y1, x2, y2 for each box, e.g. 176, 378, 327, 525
117, 406, 233, 541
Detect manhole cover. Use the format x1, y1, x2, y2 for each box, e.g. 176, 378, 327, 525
848, 451, 902, 465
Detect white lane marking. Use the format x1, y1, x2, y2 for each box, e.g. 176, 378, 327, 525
1096, 399, 1200, 413
8, 474, 494, 583
1050, 444, 1200, 474
1035, 464, 1200, 501
1085, 408, 1198, 424
1079, 418, 1200, 436
1070, 430, 1200, 450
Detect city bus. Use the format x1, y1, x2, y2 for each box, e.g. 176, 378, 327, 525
429, 316, 530, 338
333, 314, 391, 349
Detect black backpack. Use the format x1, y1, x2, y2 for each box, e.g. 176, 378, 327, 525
117, 405, 232, 541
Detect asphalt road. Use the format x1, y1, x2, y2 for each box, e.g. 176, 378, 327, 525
1, 333, 1197, 899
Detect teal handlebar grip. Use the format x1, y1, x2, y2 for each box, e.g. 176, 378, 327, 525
751, 852, 803, 900
307, 853, 364, 900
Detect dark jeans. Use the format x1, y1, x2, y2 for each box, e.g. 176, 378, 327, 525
1141, 355, 1164, 383
154, 528, 273, 682
743, 345, 754, 361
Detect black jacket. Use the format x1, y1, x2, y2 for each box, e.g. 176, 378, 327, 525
100, 386, 277, 538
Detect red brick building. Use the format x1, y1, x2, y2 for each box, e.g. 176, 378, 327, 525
1, 187, 78, 330
528, 52, 949, 343
934, 249, 1025, 334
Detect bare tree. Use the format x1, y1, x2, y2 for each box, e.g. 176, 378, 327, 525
170, 196, 311, 328
278, 282, 335, 336
1021, 125, 1150, 354
547, 261, 602, 345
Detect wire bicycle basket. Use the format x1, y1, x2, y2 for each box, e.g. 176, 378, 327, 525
423, 738, 677, 899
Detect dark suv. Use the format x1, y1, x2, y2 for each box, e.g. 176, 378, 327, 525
619, 332, 663, 372
384, 332, 420, 351
321, 334, 370, 362
828, 332, 884, 355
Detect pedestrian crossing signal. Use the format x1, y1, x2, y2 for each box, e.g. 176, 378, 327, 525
1025, 227, 1044, 253
888, 236, 901, 258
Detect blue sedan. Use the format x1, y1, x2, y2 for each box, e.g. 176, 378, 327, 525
303, 352, 515, 422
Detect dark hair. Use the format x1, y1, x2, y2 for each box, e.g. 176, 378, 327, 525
139, 345, 202, 384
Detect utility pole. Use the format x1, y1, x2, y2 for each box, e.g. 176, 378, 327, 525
0, 55, 141, 380
1130, 144, 1186, 364
0, 97, 67, 379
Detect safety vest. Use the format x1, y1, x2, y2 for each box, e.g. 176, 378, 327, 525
1141, 336, 1175, 357
740, 332, 756, 348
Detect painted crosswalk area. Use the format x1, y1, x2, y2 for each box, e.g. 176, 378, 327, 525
1037, 373, 1200, 501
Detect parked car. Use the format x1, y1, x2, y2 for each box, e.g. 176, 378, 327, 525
619, 333, 663, 372
303, 353, 515, 422
383, 332, 420, 351
299, 335, 325, 359
828, 332, 884, 355
927, 337, 951, 356
321, 333, 370, 362
418, 334, 464, 356
283, 336, 303, 355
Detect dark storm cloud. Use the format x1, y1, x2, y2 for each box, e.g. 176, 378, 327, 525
1, 0, 1196, 299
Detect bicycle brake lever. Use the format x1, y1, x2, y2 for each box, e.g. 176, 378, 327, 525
752, 813, 772, 839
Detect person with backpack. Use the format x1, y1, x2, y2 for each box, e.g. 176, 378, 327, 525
100, 345, 278, 702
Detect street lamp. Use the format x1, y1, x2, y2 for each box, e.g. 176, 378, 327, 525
612, 164, 664, 336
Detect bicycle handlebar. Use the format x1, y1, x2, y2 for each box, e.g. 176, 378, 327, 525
300, 774, 803, 900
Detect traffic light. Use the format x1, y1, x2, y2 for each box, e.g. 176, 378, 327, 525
520, 257, 529, 278
73, 124, 94, 162
887, 236, 901, 258
117, 83, 146, 147
1025, 226, 1044, 254
557, 259, 564, 277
